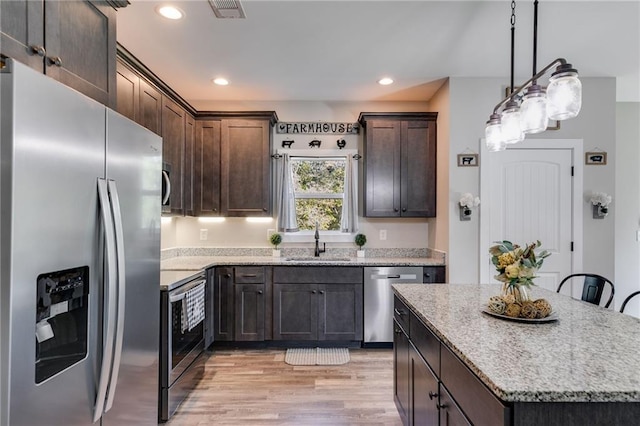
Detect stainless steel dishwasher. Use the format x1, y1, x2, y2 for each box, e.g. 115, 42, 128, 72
364, 266, 424, 345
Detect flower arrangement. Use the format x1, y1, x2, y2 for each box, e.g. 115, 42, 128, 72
590, 191, 612, 216
459, 193, 480, 212
487, 240, 553, 319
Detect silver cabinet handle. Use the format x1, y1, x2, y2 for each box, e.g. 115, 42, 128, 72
94, 179, 117, 423
257, 290, 263, 295
47, 56, 62, 67
429, 391, 439, 400
30, 45, 46, 57
394, 308, 406, 316
241, 274, 258, 277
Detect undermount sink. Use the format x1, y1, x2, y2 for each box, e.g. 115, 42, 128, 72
284, 257, 353, 262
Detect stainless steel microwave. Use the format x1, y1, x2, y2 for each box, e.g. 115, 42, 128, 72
162, 162, 171, 213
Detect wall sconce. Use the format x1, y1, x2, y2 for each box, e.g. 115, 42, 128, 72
590, 191, 612, 219
459, 193, 480, 221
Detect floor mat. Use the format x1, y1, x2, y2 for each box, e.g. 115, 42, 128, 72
284, 347, 350, 366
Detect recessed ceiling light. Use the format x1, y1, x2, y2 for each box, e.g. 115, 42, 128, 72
213, 77, 229, 86
378, 77, 394, 86
156, 5, 184, 20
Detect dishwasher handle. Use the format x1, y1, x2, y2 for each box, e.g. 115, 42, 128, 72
369, 274, 418, 280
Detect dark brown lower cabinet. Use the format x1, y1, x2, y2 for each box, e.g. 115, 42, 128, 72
438, 385, 471, 426
393, 319, 410, 425
410, 344, 439, 426
272, 283, 362, 341
213, 267, 234, 341
234, 283, 265, 341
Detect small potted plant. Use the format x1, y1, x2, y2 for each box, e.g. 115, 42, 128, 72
269, 233, 283, 257
355, 233, 367, 258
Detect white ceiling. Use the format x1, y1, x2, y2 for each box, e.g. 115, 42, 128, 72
116, 1, 640, 104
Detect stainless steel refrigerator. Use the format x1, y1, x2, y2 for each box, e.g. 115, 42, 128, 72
0, 59, 161, 425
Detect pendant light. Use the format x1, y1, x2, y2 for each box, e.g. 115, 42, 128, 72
485, 0, 582, 150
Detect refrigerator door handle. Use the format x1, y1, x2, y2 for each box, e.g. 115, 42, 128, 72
104, 179, 126, 412
94, 178, 118, 423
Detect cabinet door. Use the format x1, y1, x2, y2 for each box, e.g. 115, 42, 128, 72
439, 385, 471, 426
318, 283, 363, 341
44, 0, 116, 107
115, 60, 138, 121
195, 120, 221, 216
234, 284, 265, 341
364, 120, 401, 217
162, 96, 185, 214
220, 119, 271, 216
0, 0, 44, 71
401, 120, 437, 217
213, 267, 234, 341
423, 266, 446, 283
273, 284, 317, 340
394, 319, 410, 426
184, 114, 196, 216
139, 78, 162, 135
410, 344, 439, 426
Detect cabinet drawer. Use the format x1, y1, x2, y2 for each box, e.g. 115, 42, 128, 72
440, 345, 511, 426
234, 267, 265, 283
410, 311, 440, 376
273, 266, 362, 284
423, 266, 446, 283
393, 296, 410, 333
439, 384, 471, 426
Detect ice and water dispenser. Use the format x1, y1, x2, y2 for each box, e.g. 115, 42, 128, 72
35, 266, 89, 383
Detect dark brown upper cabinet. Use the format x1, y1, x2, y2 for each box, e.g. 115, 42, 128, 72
1, 0, 118, 107
116, 59, 163, 135
358, 112, 438, 218
194, 120, 222, 216
162, 96, 186, 215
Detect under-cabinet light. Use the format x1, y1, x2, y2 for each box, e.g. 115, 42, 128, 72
246, 217, 273, 223
198, 217, 226, 223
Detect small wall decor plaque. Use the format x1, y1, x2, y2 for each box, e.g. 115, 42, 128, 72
276, 122, 359, 135
457, 153, 478, 167
585, 151, 607, 165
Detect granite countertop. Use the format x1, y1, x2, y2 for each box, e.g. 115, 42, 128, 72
392, 283, 640, 403
161, 255, 445, 271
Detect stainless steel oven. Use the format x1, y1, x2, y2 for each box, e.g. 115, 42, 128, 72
160, 272, 206, 422
161, 162, 171, 214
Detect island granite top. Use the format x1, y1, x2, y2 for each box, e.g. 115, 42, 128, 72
392, 283, 640, 403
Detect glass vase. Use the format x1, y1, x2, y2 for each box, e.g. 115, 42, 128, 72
502, 283, 531, 303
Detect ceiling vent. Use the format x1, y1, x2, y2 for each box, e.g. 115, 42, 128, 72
208, 0, 246, 19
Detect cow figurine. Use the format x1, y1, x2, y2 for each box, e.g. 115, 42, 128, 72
309, 139, 321, 148
281, 139, 295, 148
336, 138, 346, 149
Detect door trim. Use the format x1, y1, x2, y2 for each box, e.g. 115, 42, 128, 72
479, 139, 583, 291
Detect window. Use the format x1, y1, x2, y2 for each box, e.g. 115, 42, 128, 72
291, 157, 345, 231
276, 149, 358, 240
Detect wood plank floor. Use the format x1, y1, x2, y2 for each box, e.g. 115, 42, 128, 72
166, 348, 402, 426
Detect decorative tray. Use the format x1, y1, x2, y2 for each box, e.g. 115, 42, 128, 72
481, 308, 558, 324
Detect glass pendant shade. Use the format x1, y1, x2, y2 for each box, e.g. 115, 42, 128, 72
547, 64, 582, 120
485, 114, 505, 152
500, 101, 524, 144
520, 84, 548, 134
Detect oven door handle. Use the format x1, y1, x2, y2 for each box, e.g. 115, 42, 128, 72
169, 279, 206, 303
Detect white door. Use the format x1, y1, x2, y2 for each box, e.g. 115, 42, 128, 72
480, 140, 583, 293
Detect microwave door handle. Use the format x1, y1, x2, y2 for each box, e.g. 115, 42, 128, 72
162, 170, 171, 205
93, 179, 118, 423
104, 180, 126, 412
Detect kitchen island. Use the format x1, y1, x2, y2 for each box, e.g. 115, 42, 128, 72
392, 283, 640, 426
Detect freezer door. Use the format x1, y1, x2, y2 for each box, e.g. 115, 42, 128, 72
1, 60, 105, 425
102, 110, 161, 425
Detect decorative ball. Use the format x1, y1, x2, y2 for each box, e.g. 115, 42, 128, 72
533, 299, 552, 318
487, 296, 506, 315
520, 301, 538, 319
504, 302, 522, 318
502, 294, 516, 304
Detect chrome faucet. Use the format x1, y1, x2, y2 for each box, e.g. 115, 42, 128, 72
314, 221, 326, 257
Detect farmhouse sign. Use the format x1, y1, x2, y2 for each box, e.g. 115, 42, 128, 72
276, 122, 359, 135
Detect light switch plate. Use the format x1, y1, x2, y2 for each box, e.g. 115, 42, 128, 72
200, 229, 208, 240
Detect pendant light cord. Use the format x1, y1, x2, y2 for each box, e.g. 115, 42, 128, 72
510, 0, 516, 94
532, 0, 538, 81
